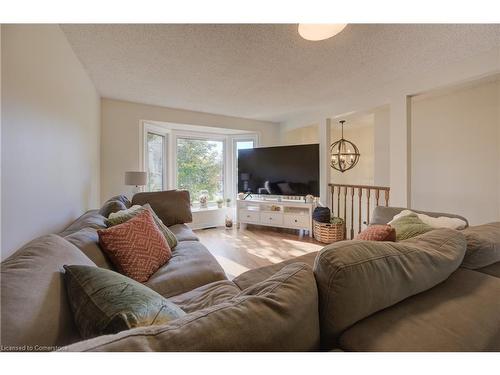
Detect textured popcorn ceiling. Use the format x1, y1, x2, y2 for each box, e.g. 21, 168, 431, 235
61, 24, 500, 123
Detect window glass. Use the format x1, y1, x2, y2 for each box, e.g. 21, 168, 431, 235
147, 132, 165, 192
176, 138, 224, 203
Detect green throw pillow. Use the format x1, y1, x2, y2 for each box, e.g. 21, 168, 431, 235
390, 213, 433, 241
106, 203, 178, 249
64, 265, 186, 340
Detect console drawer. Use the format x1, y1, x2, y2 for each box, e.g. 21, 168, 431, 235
284, 214, 310, 228
260, 212, 283, 225
239, 210, 260, 223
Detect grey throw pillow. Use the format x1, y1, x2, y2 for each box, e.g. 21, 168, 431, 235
98, 200, 127, 218
63, 265, 186, 340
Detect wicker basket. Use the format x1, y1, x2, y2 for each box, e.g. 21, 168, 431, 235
313, 220, 345, 244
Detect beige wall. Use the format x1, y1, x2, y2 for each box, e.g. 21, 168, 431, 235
281, 123, 319, 145
411, 80, 500, 225
101, 98, 280, 202
373, 106, 391, 186
1, 25, 101, 259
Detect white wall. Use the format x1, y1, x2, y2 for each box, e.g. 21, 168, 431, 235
1, 25, 101, 259
411, 80, 500, 225
101, 98, 280, 202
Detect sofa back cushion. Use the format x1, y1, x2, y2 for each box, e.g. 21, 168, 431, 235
1, 235, 96, 350
59, 210, 107, 237
63, 227, 114, 270
60, 263, 320, 352
461, 222, 500, 269
131, 190, 192, 226
370, 206, 469, 228
313, 228, 466, 348
98, 195, 131, 217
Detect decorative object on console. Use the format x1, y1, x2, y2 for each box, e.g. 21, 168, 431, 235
330, 120, 360, 172
305, 194, 314, 203
63, 265, 186, 340
124, 171, 147, 194
355, 225, 396, 242
97, 210, 172, 282
199, 190, 209, 209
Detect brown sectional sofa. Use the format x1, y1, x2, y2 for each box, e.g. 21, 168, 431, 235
1, 193, 500, 352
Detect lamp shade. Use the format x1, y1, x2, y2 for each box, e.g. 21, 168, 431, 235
124, 171, 147, 186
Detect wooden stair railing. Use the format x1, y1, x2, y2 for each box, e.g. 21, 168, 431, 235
329, 183, 390, 239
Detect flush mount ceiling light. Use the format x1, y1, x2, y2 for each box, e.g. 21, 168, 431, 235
298, 24, 347, 41
330, 120, 360, 173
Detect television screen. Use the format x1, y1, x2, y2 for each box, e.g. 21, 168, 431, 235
237, 144, 320, 196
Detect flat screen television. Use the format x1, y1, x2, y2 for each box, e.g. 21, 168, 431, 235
237, 144, 320, 197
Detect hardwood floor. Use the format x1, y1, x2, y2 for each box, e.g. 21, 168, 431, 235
194, 225, 324, 278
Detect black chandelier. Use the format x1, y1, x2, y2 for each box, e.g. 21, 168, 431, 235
330, 120, 360, 173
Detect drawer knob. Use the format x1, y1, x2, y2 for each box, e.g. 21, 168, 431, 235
247, 215, 250, 218
294, 219, 298, 223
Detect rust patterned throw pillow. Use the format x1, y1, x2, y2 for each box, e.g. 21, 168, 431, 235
355, 225, 397, 242
97, 209, 172, 282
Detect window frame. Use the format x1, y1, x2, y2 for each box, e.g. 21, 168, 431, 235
173, 132, 227, 206
141, 121, 259, 204
143, 123, 169, 192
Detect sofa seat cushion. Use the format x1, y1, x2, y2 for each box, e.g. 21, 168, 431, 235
59, 210, 107, 237
145, 241, 227, 298
60, 263, 320, 352
461, 222, 500, 269
63, 227, 114, 269
314, 228, 466, 348
1, 235, 96, 350
169, 224, 199, 242
339, 268, 500, 351
233, 251, 318, 290
169, 280, 241, 313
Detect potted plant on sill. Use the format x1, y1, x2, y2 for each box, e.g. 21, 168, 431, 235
225, 198, 231, 208
216, 198, 224, 209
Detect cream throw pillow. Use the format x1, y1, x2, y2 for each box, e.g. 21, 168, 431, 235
388, 209, 466, 230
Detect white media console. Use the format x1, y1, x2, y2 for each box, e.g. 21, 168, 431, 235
236, 198, 316, 237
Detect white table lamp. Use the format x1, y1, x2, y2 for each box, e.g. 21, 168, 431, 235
125, 171, 147, 194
